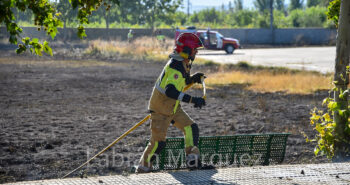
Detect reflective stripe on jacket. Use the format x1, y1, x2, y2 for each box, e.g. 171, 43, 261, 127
149, 59, 190, 115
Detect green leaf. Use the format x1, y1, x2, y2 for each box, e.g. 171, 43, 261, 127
43, 41, 53, 56
341, 89, 349, 98
323, 113, 332, 122
47, 47, 53, 56
16, 44, 26, 54
34, 44, 43, 56
322, 98, 331, 106
16, 27, 23, 33
315, 124, 325, 136
314, 147, 320, 156
326, 0, 340, 27
9, 35, 17, 44
22, 37, 30, 45
328, 102, 340, 111
16, 47, 24, 54
310, 112, 321, 121
339, 110, 349, 119
32, 38, 39, 44
77, 25, 87, 39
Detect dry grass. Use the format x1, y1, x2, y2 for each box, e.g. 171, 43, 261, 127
85, 37, 217, 66
0, 58, 128, 68
85, 37, 174, 62
206, 70, 333, 94
1, 37, 333, 95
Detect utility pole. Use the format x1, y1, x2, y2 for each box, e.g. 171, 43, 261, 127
270, 0, 274, 30
270, 0, 274, 45
187, 0, 190, 18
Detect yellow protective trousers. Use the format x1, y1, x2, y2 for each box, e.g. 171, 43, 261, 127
139, 106, 200, 168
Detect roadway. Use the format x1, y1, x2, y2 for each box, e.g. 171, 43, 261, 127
197, 46, 336, 73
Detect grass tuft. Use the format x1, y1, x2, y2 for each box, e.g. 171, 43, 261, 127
85, 37, 217, 65
85, 37, 174, 62
206, 70, 333, 94
0, 58, 127, 68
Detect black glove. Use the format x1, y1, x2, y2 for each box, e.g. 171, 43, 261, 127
191, 73, 205, 84
191, 97, 206, 109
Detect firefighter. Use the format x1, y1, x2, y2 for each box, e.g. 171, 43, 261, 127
137, 33, 206, 173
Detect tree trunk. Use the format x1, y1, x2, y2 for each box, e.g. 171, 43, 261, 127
106, 14, 109, 29
103, 10, 109, 29
270, 0, 275, 45
151, 5, 155, 31
63, 18, 67, 43
333, 0, 350, 161
270, 0, 274, 30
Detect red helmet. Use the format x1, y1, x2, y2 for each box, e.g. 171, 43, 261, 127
175, 33, 203, 60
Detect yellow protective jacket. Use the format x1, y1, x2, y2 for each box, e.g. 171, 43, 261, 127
149, 58, 192, 115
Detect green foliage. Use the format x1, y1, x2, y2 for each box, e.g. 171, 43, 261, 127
308, 1, 349, 157
0, 0, 121, 55
272, 10, 290, 28
308, 0, 321, 7
254, 0, 286, 12
309, 105, 336, 158
229, 10, 259, 28
12, 6, 33, 23
307, 0, 331, 7
15, 37, 53, 56
56, 0, 78, 28
193, 8, 223, 24
254, 0, 272, 13
185, 5, 333, 29
289, 9, 306, 27
80, 0, 181, 29
0, 0, 63, 55
309, 64, 350, 159
326, 0, 340, 27
289, 0, 304, 11
119, 0, 181, 29
173, 11, 187, 25
13, 5, 337, 30
1, 0, 339, 51
304, 6, 328, 27
233, 0, 243, 11
274, 0, 286, 12
255, 12, 270, 28
308, 84, 350, 159
288, 6, 328, 27
309, 0, 350, 157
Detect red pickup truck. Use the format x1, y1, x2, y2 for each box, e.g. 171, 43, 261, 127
175, 27, 241, 54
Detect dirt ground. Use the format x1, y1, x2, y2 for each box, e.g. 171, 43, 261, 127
0, 48, 329, 183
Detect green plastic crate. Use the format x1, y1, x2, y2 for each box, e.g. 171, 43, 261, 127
149, 133, 290, 171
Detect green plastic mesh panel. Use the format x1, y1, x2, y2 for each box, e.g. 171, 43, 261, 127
150, 133, 290, 171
